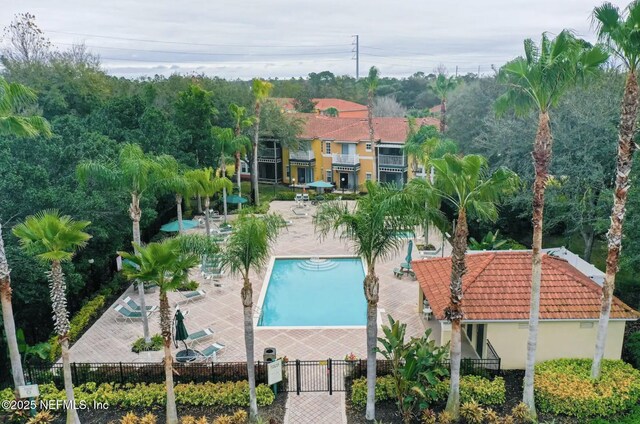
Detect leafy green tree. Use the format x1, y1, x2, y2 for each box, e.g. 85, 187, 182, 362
222, 214, 283, 420
409, 155, 518, 418
77, 143, 166, 343
592, 0, 640, 379
229, 103, 254, 200
313, 182, 425, 421
185, 168, 231, 235
155, 156, 196, 233
119, 238, 200, 424
13, 211, 91, 424
212, 126, 246, 221
496, 31, 608, 416
292, 87, 317, 112
429, 73, 458, 133
250, 79, 273, 205
174, 84, 218, 167
0, 76, 51, 394
366, 67, 380, 182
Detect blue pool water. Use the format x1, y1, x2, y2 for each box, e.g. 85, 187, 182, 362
258, 258, 366, 327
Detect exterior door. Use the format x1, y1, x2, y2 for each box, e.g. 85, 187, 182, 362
476, 324, 485, 358
339, 173, 349, 189
297, 167, 306, 184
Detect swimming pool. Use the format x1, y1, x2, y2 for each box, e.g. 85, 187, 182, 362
257, 257, 366, 327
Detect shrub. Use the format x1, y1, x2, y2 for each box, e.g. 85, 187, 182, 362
437, 411, 454, 424
120, 412, 139, 424
26, 411, 54, 424
231, 410, 248, 424
509, 403, 533, 424
624, 331, 640, 369
139, 413, 157, 424
535, 359, 640, 418
274, 192, 297, 201
421, 409, 436, 424
179, 280, 199, 291
435, 375, 505, 405
48, 295, 106, 361
460, 400, 484, 424
131, 334, 164, 353
350, 375, 396, 408
483, 408, 500, 424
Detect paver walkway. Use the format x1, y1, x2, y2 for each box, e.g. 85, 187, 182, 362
284, 392, 346, 424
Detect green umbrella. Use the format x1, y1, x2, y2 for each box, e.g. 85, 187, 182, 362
226, 194, 248, 204
174, 310, 189, 351
402, 240, 413, 270
307, 180, 334, 188
160, 219, 199, 232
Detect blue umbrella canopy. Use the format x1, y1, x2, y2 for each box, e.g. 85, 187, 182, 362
160, 219, 199, 232
226, 194, 248, 204
307, 180, 334, 188
405, 240, 413, 267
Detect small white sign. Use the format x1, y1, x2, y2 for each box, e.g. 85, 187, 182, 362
18, 384, 39, 398
267, 360, 283, 385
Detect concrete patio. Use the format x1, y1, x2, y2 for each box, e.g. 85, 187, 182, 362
67, 200, 452, 363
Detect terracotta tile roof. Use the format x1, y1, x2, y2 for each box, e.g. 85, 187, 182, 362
412, 251, 640, 321
298, 114, 440, 143
272, 97, 367, 113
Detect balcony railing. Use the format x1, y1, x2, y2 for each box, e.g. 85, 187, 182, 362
289, 150, 315, 161
378, 154, 406, 166
332, 154, 359, 165
257, 146, 281, 158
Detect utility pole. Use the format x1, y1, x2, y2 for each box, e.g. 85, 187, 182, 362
477, 65, 481, 77
455, 65, 458, 77
352, 35, 359, 79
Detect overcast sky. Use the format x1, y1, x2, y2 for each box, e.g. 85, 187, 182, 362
1, 0, 628, 79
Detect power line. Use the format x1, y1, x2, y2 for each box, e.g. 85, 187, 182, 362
46, 29, 350, 49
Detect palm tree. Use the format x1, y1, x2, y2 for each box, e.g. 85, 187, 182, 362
222, 214, 283, 420
13, 211, 91, 424
495, 31, 608, 417
313, 182, 426, 421
409, 155, 518, 418
156, 156, 196, 234
229, 103, 254, 205
0, 77, 51, 395
0, 76, 51, 137
77, 143, 165, 343
429, 73, 458, 133
250, 79, 273, 206
591, 0, 640, 379
366, 67, 380, 183
119, 238, 200, 424
185, 168, 232, 235
212, 126, 249, 221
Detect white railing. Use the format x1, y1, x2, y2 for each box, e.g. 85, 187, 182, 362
289, 150, 315, 161
332, 154, 359, 165
378, 154, 406, 166
258, 147, 281, 158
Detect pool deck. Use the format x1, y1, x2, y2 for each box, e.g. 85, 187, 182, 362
67, 201, 452, 363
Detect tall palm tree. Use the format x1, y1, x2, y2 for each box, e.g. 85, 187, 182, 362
156, 156, 196, 234
410, 155, 518, 418
429, 73, 458, 133
0, 77, 51, 395
212, 126, 249, 221
495, 31, 608, 417
185, 168, 232, 235
366, 67, 380, 183
229, 103, 254, 205
313, 182, 427, 421
119, 238, 200, 424
13, 211, 91, 424
77, 143, 165, 343
250, 80, 273, 206
591, 0, 640, 379
222, 214, 283, 420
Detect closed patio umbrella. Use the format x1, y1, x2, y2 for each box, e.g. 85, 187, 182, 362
402, 240, 413, 269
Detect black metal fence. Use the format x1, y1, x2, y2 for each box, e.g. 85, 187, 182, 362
25, 357, 500, 394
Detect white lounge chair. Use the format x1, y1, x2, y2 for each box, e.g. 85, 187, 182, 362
177, 289, 206, 304
302, 193, 310, 204
187, 328, 215, 346
114, 305, 152, 323
199, 342, 225, 362
122, 296, 158, 313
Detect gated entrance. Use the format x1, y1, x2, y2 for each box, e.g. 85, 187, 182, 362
281, 359, 368, 394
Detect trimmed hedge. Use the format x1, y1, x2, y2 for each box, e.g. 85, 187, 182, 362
535, 359, 640, 418
0, 381, 274, 410
350, 375, 505, 409
48, 295, 106, 361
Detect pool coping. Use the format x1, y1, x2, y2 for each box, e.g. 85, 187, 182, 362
254, 254, 377, 330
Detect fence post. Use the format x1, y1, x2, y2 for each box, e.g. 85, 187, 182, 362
328, 359, 332, 395
72, 363, 78, 384
210, 362, 215, 381
295, 359, 301, 396
119, 362, 124, 385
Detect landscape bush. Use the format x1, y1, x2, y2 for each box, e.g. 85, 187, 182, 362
623, 331, 640, 369
534, 358, 640, 418
47, 294, 106, 361
131, 334, 164, 353
0, 381, 274, 412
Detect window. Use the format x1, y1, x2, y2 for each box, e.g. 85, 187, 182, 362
366, 172, 372, 181
466, 324, 473, 341
325, 141, 331, 154
326, 170, 332, 182
365, 143, 372, 152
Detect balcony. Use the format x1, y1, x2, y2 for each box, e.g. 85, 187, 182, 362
378, 154, 406, 167
289, 150, 315, 161
257, 146, 281, 163
332, 154, 360, 165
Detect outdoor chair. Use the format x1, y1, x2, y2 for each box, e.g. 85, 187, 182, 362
294, 193, 303, 205
302, 193, 310, 204
186, 327, 215, 347
113, 304, 152, 323
199, 341, 225, 362
122, 296, 158, 313
201, 255, 224, 280
177, 289, 206, 304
